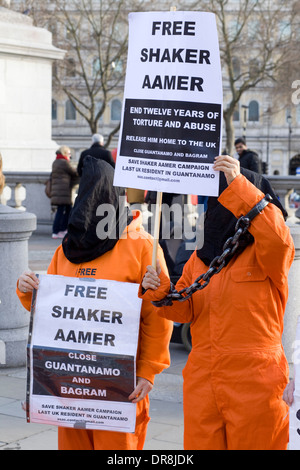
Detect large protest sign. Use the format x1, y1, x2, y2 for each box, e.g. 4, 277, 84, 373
289, 316, 300, 449
114, 11, 223, 197
26, 274, 141, 432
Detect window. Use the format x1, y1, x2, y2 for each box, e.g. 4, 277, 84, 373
111, 99, 122, 121
297, 105, 300, 123
248, 101, 259, 122
95, 101, 103, 121
66, 26, 73, 41
249, 59, 259, 78
233, 104, 240, 121
112, 59, 123, 76
66, 58, 76, 77
52, 99, 57, 120
228, 20, 239, 40
232, 57, 240, 80
48, 20, 57, 42
65, 100, 76, 121
248, 20, 260, 40
279, 21, 291, 41
286, 108, 292, 124
52, 61, 57, 78
93, 58, 101, 77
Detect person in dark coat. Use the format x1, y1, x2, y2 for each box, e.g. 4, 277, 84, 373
234, 138, 260, 173
77, 134, 115, 176
51, 146, 78, 239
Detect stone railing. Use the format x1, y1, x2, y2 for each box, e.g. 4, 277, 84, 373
1, 171, 300, 232
267, 175, 300, 217
1, 171, 53, 232
1, 171, 78, 232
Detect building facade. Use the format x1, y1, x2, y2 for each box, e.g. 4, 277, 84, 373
10, 0, 300, 175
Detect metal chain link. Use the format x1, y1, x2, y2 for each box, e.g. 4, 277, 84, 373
152, 194, 273, 307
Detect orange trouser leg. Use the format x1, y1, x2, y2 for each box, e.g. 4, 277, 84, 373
183, 376, 289, 451
182, 351, 289, 450
58, 397, 150, 450
215, 351, 289, 450
182, 366, 227, 450
58, 428, 94, 450
222, 376, 289, 450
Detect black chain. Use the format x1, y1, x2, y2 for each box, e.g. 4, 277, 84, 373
152, 194, 273, 307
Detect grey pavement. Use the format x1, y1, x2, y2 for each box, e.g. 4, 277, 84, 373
0, 232, 189, 451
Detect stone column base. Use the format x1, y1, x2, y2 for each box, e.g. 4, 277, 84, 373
0, 325, 29, 368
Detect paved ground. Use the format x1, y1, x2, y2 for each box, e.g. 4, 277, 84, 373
0, 345, 187, 451
0, 232, 189, 451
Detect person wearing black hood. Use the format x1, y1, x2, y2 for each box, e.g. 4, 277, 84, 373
16, 157, 173, 450
140, 155, 295, 450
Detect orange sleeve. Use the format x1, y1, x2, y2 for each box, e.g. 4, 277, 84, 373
16, 284, 32, 312
46, 247, 59, 275
136, 241, 173, 384
16, 247, 60, 311
139, 250, 197, 325
218, 174, 295, 289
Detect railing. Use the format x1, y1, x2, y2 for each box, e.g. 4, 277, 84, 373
1, 171, 300, 232
266, 176, 300, 215
1, 172, 50, 210
1, 171, 79, 232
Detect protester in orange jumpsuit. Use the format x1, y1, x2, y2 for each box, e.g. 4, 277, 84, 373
16, 157, 173, 450
141, 155, 295, 450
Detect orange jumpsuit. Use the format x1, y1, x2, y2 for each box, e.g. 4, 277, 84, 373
17, 211, 173, 450
141, 174, 295, 450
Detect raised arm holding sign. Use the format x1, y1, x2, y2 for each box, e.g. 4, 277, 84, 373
114, 10, 223, 268
140, 155, 294, 450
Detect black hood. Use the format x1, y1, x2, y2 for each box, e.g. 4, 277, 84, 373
62, 156, 131, 264
197, 169, 287, 266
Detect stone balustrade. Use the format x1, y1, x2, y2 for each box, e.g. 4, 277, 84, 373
2, 171, 300, 231
267, 175, 300, 217
1, 171, 78, 232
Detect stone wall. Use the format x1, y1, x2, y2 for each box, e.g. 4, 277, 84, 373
0, 6, 65, 172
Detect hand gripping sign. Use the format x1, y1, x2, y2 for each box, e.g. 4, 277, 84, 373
26, 274, 141, 433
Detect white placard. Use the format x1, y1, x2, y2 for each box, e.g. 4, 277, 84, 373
289, 316, 300, 449
114, 11, 223, 196
27, 274, 142, 433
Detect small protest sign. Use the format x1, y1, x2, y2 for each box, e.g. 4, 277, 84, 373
26, 274, 141, 432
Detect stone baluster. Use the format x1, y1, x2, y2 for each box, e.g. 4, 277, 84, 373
0, 182, 26, 209
14, 183, 26, 210
0, 184, 11, 205
0, 204, 36, 367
